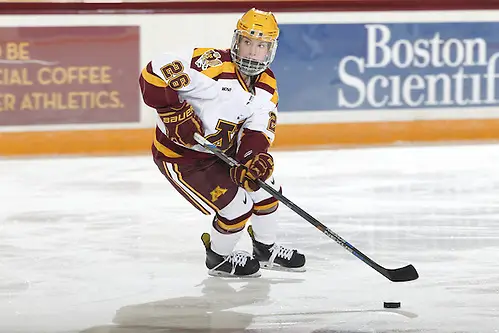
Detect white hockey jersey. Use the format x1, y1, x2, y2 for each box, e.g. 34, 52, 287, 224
139, 48, 279, 164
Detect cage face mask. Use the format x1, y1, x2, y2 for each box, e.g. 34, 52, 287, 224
230, 8, 279, 76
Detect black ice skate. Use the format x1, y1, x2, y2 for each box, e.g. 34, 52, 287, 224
201, 233, 261, 278
247, 225, 306, 272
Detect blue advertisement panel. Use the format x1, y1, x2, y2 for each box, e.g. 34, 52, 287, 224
272, 23, 499, 112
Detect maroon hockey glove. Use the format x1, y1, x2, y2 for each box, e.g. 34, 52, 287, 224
230, 152, 274, 192
158, 102, 204, 147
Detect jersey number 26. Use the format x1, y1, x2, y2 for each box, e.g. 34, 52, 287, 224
160, 61, 190, 90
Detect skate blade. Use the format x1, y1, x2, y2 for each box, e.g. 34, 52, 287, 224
208, 270, 262, 278
260, 262, 306, 273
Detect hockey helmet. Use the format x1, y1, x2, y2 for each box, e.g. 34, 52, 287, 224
230, 8, 279, 76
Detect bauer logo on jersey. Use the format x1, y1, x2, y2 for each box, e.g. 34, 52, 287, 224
195, 50, 223, 70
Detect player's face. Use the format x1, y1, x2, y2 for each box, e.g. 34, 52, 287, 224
238, 36, 270, 62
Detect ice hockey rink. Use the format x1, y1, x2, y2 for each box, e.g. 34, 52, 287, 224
1, 142, 499, 333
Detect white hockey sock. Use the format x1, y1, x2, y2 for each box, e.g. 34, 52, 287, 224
250, 213, 278, 245
210, 225, 244, 256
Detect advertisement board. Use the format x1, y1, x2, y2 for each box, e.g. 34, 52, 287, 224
2, 9, 499, 155
0, 26, 140, 126
273, 22, 499, 113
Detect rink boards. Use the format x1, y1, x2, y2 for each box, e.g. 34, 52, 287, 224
2, 9, 499, 155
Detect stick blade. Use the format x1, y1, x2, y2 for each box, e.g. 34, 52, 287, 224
385, 264, 419, 282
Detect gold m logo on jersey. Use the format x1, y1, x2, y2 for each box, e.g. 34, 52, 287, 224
210, 186, 228, 202
195, 50, 223, 70
205, 120, 239, 151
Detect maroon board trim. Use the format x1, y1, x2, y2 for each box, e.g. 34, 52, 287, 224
1, 0, 499, 15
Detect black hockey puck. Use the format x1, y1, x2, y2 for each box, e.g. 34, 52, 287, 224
383, 302, 401, 308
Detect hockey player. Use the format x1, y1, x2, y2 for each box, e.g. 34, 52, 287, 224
138, 8, 305, 277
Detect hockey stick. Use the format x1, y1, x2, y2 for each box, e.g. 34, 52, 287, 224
194, 133, 419, 282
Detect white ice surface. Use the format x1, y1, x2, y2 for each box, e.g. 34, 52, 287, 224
1, 143, 499, 333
